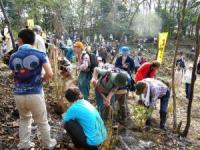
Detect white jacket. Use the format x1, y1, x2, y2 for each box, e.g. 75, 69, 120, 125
35, 34, 46, 53
184, 69, 192, 84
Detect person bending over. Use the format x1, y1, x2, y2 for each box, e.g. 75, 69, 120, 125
135, 78, 170, 130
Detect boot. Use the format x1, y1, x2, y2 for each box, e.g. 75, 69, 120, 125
145, 117, 152, 126
160, 111, 167, 130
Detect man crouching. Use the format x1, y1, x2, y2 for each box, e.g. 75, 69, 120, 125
63, 87, 107, 150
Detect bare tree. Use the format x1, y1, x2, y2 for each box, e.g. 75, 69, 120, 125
182, 13, 200, 137
171, 0, 187, 131
128, 0, 147, 31
0, 0, 15, 50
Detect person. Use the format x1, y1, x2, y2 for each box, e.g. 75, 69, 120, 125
115, 46, 135, 75
174, 63, 183, 92
191, 46, 195, 52
65, 47, 74, 62
135, 78, 171, 130
67, 37, 73, 48
2, 27, 13, 53
184, 64, 196, 100
99, 46, 108, 63
115, 46, 134, 124
133, 51, 141, 73
134, 52, 146, 73
197, 55, 200, 74
63, 87, 107, 150
134, 60, 160, 83
73, 41, 96, 100
91, 67, 129, 120
176, 52, 186, 75
9, 29, 56, 149
33, 25, 46, 53
97, 56, 104, 67
1, 37, 7, 56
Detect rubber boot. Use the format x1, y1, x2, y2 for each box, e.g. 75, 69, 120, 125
145, 117, 152, 126
144, 117, 152, 131
160, 111, 167, 130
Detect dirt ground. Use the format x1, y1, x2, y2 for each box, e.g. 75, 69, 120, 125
0, 56, 200, 150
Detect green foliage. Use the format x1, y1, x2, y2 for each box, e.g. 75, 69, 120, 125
132, 104, 153, 128
158, 9, 177, 35
0, 0, 198, 39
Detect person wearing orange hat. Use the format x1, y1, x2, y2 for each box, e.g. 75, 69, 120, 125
73, 41, 92, 100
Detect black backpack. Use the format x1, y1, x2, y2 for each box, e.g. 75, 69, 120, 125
176, 58, 185, 68
197, 60, 200, 74
82, 52, 98, 73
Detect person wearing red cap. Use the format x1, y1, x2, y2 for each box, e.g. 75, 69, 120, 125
73, 42, 92, 100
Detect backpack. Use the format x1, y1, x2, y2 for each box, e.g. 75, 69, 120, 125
82, 52, 98, 73
197, 60, 200, 74
176, 58, 185, 68
99, 68, 133, 91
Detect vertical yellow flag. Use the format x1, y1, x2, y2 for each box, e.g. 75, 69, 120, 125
27, 19, 34, 29
157, 32, 168, 63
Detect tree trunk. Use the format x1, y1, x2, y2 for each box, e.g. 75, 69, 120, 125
182, 13, 200, 137
171, 0, 187, 131
0, 0, 15, 50
79, 0, 87, 38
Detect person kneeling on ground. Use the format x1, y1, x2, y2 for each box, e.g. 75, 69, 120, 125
135, 78, 171, 130
63, 87, 107, 150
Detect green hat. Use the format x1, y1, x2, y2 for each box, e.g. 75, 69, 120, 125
111, 72, 128, 87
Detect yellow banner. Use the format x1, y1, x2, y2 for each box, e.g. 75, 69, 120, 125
27, 19, 34, 29
157, 32, 168, 63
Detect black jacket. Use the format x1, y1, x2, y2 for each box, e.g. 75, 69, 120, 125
115, 55, 135, 75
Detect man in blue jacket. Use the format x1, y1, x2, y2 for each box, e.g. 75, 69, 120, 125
115, 46, 135, 124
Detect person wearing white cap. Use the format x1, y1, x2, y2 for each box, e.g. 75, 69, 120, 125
33, 25, 46, 53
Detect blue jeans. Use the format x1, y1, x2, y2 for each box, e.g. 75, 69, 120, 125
185, 83, 191, 99
95, 89, 115, 120
160, 89, 170, 113
78, 71, 92, 100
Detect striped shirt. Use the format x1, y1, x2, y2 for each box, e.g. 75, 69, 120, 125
143, 78, 168, 107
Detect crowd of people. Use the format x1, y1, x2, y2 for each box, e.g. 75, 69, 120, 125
1, 25, 199, 150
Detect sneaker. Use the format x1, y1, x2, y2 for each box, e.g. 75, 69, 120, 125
44, 139, 57, 150
17, 142, 35, 150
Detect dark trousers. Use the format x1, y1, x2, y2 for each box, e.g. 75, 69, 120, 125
185, 83, 191, 99
160, 89, 170, 113
135, 66, 139, 73
64, 120, 98, 150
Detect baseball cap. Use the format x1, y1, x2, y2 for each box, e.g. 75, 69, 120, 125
33, 25, 43, 33
74, 42, 84, 49
119, 46, 130, 55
